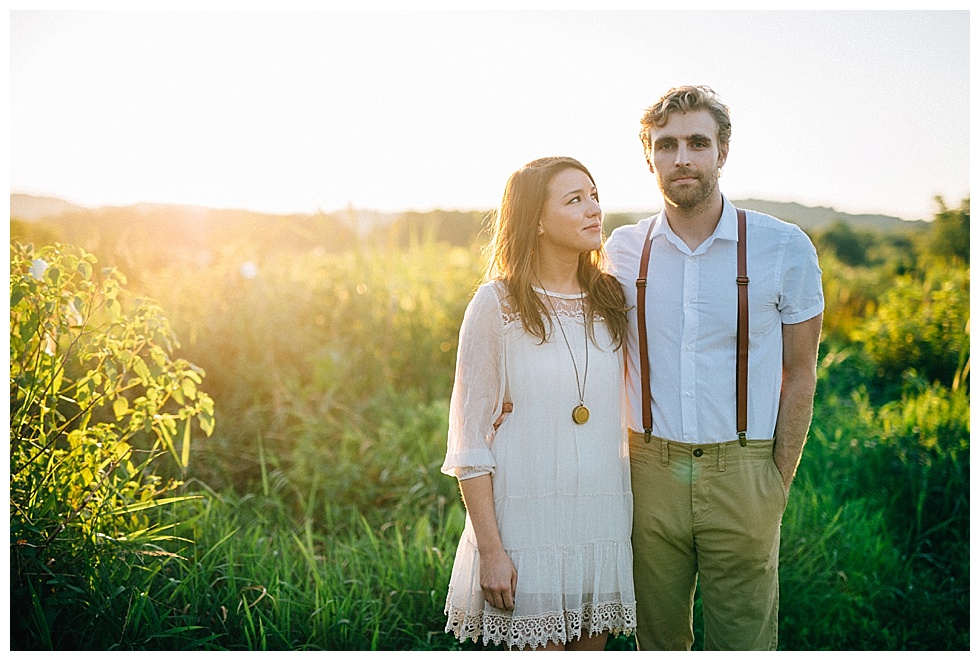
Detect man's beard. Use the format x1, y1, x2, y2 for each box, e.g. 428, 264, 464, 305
659, 168, 719, 210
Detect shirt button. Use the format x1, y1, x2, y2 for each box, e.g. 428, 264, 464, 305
693, 448, 704, 457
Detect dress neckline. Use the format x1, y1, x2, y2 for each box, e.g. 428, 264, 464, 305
532, 285, 587, 300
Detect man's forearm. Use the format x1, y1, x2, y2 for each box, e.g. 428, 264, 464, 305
773, 315, 822, 491
772, 372, 816, 491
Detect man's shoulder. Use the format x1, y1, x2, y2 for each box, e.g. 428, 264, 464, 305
741, 207, 813, 241
741, 207, 793, 229
738, 207, 820, 266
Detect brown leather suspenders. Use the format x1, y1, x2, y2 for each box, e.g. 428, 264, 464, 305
635, 219, 657, 444
635, 208, 749, 446
735, 209, 749, 444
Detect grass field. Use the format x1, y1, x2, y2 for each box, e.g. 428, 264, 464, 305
9, 203, 970, 650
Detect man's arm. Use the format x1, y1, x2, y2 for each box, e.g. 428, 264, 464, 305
772, 313, 822, 492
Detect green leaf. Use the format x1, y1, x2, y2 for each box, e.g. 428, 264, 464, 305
113, 396, 130, 419
198, 410, 215, 437
199, 394, 214, 416
158, 417, 181, 466
181, 377, 197, 401
181, 417, 192, 468
104, 495, 201, 517
133, 357, 152, 384
150, 346, 168, 368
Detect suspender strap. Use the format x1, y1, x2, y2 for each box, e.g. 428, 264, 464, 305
635, 209, 749, 446
636, 219, 658, 444
735, 209, 749, 445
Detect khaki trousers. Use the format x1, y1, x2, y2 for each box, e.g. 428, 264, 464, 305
628, 431, 787, 651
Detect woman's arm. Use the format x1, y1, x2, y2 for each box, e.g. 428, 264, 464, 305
458, 474, 517, 611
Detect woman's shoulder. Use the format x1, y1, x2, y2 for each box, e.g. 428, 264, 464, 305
466, 280, 508, 316
472, 279, 508, 303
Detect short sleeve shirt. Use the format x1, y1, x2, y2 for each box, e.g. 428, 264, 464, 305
604, 196, 824, 444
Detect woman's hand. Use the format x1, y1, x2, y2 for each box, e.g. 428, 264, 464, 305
479, 547, 518, 611
457, 474, 516, 610
492, 402, 514, 431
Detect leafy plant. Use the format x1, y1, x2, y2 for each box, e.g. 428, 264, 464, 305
9, 242, 215, 648
850, 260, 969, 389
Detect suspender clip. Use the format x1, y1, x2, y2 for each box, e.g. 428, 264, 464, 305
738, 431, 747, 447
644, 429, 652, 444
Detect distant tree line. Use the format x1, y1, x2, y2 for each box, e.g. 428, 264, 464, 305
815, 196, 968, 269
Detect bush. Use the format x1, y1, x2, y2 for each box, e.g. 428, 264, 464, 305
9, 242, 214, 648
850, 261, 969, 389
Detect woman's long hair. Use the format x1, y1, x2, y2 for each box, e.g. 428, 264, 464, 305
482, 156, 628, 349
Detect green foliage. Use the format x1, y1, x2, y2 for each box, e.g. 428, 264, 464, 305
134, 230, 482, 493
850, 260, 969, 388
927, 196, 969, 263
791, 339, 971, 650
817, 219, 877, 266
13, 492, 467, 650
8, 195, 971, 650
9, 243, 214, 648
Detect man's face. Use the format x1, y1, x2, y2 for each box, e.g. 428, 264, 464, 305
647, 109, 728, 211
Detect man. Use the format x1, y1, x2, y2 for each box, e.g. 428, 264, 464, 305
604, 85, 823, 650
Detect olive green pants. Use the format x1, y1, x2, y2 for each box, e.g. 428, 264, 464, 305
629, 431, 787, 651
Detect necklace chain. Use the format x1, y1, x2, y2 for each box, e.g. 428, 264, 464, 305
537, 283, 589, 409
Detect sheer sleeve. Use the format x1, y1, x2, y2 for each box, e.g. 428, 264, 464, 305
440, 282, 505, 481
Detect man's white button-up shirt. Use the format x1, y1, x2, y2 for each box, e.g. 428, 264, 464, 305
605, 197, 824, 444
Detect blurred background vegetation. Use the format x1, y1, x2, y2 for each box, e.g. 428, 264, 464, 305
9, 194, 969, 650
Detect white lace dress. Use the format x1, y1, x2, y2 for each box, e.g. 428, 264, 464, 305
441, 280, 636, 649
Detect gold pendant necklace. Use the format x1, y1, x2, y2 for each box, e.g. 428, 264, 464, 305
537, 281, 590, 425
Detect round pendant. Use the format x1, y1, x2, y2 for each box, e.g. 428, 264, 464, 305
572, 405, 590, 425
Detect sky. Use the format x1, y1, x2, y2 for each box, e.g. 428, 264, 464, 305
8, 9, 972, 222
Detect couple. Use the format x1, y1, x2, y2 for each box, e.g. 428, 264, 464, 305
441, 86, 824, 651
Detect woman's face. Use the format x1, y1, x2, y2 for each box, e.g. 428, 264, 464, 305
536, 167, 603, 259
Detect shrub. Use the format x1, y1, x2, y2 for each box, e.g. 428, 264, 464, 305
9, 242, 215, 648
850, 261, 969, 389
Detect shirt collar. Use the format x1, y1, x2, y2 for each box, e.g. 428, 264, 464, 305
649, 195, 738, 253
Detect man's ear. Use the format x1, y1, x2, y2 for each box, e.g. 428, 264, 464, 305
717, 142, 729, 169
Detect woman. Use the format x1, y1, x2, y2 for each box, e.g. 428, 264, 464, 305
441, 156, 635, 650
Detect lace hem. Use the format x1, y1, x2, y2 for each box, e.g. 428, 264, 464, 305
444, 595, 636, 649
